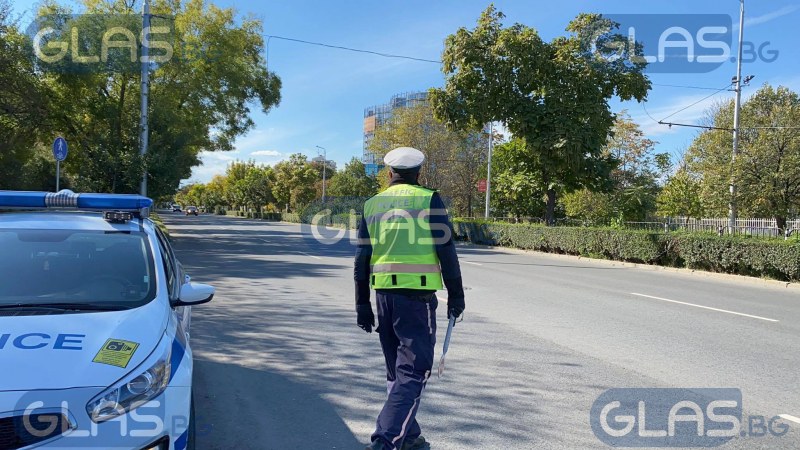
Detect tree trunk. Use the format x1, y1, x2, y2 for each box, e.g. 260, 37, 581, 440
776, 216, 787, 234
545, 188, 556, 226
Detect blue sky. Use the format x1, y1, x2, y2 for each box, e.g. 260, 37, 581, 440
11, 0, 800, 183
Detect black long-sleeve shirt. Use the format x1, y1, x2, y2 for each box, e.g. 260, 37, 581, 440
354, 180, 464, 305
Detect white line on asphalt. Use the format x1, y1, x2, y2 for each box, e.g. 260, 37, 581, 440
630, 293, 779, 323
779, 414, 800, 424
299, 252, 322, 260
462, 261, 483, 266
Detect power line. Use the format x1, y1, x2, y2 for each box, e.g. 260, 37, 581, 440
651, 83, 731, 91
659, 82, 733, 122
264, 35, 442, 64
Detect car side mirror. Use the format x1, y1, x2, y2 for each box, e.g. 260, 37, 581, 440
174, 282, 214, 306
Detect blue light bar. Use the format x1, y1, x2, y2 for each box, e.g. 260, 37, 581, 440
0, 190, 153, 212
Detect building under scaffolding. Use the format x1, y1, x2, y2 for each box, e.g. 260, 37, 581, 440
362, 91, 428, 176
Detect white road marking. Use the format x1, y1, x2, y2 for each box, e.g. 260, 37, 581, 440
299, 252, 322, 260
462, 260, 483, 266
779, 414, 800, 424
630, 293, 779, 323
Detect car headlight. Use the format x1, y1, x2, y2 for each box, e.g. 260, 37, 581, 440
86, 342, 172, 423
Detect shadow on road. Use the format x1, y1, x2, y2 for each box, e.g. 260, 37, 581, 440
193, 360, 362, 449
161, 213, 630, 448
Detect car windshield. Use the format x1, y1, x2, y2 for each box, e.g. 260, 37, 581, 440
0, 229, 157, 309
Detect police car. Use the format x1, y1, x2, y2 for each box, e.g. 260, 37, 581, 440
0, 190, 213, 449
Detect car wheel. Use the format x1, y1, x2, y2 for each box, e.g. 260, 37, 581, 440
187, 392, 196, 450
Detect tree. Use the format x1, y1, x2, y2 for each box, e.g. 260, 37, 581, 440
219, 160, 274, 210
657, 167, 704, 221
687, 84, 800, 230
204, 175, 227, 209
562, 113, 668, 223
239, 165, 275, 211
327, 158, 379, 198
0, 1, 53, 189
272, 153, 318, 211
430, 6, 650, 224
489, 139, 544, 219
368, 103, 488, 216
15, 0, 281, 198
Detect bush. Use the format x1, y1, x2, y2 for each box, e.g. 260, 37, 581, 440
453, 219, 800, 281
281, 213, 302, 223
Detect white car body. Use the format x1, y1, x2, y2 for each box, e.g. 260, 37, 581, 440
0, 193, 212, 450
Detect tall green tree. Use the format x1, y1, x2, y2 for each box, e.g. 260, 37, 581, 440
687, 84, 800, 230
562, 113, 668, 223
272, 153, 318, 211
430, 6, 650, 224
657, 167, 704, 222
490, 138, 544, 219
368, 103, 488, 216
327, 158, 379, 198
0, 1, 53, 189
25, 0, 281, 198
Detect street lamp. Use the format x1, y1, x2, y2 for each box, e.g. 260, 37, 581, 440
315, 145, 327, 203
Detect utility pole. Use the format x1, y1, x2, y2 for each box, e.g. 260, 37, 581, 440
139, 0, 151, 197
484, 122, 493, 219
316, 145, 327, 203
729, 0, 745, 233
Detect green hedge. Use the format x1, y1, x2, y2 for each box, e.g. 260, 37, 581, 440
281, 213, 302, 223
453, 220, 800, 282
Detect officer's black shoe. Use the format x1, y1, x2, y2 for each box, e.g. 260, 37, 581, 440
402, 436, 430, 450
365, 440, 386, 450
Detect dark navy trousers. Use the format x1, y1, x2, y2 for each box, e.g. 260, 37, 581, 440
372, 291, 438, 449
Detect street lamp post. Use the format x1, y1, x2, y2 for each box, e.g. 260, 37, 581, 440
315, 145, 327, 203
729, 0, 745, 233
139, 0, 151, 197
485, 122, 493, 219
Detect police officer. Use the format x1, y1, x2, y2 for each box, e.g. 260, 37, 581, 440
354, 147, 465, 450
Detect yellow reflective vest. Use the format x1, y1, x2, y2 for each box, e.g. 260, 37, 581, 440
364, 184, 443, 290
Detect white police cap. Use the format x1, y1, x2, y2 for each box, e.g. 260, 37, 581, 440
384, 147, 425, 170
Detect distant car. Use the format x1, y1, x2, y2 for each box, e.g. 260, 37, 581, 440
0, 189, 214, 449
185, 206, 198, 216
172, 205, 182, 212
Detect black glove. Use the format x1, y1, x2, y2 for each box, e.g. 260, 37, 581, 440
356, 303, 375, 333
447, 297, 465, 322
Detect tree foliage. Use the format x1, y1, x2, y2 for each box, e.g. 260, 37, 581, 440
327, 158, 378, 198
656, 167, 704, 221
0, 0, 281, 198
562, 113, 668, 223
430, 6, 650, 223
368, 103, 489, 216
489, 138, 544, 219
687, 84, 800, 229
0, 1, 54, 189
272, 153, 319, 211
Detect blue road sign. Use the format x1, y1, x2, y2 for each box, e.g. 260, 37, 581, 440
53, 137, 68, 161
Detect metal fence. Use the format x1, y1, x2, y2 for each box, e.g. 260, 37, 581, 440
465, 216, 800, 240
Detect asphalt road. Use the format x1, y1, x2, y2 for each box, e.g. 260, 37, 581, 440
160, 212, 800, 449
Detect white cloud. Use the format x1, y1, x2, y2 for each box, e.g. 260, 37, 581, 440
740, 5, 800, 29
250, 150, 281, 157
200, 151, 238, 162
